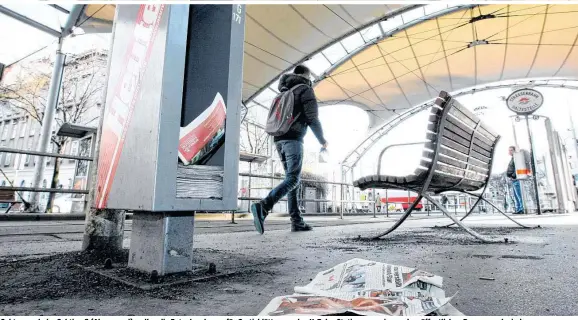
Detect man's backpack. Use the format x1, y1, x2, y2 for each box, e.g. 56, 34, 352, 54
265, 84, 306, 136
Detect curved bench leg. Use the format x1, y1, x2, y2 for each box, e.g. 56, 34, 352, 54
372, 195, 423, 240
466, 193, 532, 228
438, 194, 483, 228
423, 194, 499, 243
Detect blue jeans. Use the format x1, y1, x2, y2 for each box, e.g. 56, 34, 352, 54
511, 180, 524, 212
261, 140, 304, 224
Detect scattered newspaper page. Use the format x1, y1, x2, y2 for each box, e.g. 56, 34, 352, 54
259, 258, 456, 316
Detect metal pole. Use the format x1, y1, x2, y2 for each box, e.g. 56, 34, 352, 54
407, 190, 411, 216
247, 162, 252, 212
340, 165, 346, 219
558, 138, 576, 209
30, 38, 66, 212
372, 188, 376, 218
511, 116, 520, 148
568, 105, 578, 171
385, 189, 389, 217
545, 118, 566, 213
525, 115, 542, 215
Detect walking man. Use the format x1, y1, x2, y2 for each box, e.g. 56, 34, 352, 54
251, 65, 327, 234
507, 146, 525, 214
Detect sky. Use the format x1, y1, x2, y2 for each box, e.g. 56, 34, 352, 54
0, 5, 111, 66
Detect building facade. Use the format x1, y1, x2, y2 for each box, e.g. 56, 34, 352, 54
0, 50, 107, 212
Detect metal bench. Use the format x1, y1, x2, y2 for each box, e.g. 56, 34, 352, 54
354, 91, 531, 243
0, 189, 22, 213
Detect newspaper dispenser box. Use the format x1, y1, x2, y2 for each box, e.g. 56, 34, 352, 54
95, 4, 244, 275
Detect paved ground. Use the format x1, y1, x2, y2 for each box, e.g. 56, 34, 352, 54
1, 213, 577, 316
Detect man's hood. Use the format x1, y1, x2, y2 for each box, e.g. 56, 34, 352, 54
278, 73, 312, 92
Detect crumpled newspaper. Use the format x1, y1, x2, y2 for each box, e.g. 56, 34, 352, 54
259, 258, 462, 316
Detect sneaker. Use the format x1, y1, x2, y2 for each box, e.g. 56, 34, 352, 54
251, 202, 266, 234
513, 210, 524, 215
291, 222, 313, 232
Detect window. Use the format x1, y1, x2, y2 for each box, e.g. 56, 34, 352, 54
70, 140, 79, 163
29, 121, 36, 136
11, 120, 17, 139
24, 138, 33, 165
4, 143, 11, 166
71, 140, 79, 155
1, 122, 8, 140
0, 181, 4, 186
67, 178, 72, 189
20, 118, 27, 137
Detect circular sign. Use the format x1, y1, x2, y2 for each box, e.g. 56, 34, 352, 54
506, 88, 544, 115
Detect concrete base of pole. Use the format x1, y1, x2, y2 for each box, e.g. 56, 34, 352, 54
128, 212, 195, 276
82, 209, 126, 258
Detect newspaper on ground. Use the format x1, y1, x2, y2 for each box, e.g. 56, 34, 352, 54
259, 258, 458, 316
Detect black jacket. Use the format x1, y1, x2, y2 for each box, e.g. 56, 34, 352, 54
507, 157, 516, 179
273, 73, 326, 145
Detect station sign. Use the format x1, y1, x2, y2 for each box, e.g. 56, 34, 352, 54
506, 88, 544, 115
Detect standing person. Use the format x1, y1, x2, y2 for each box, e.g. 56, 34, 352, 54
507, 146, 525, 214
251, 65, 327, 234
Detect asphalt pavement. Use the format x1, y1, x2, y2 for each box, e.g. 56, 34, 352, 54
1, 213, 577, 316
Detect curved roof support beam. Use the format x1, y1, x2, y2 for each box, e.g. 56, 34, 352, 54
316, 5, 477, 83
341, 78, 578, 169
244, 4, 425, 103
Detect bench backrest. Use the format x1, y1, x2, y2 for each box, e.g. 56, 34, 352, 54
418, 91, 500, 192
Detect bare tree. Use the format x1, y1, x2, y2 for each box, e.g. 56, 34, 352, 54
240, 119, 269, 156
0, 51, 105, 212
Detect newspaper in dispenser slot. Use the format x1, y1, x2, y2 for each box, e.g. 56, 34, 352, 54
514, 149, 532, 179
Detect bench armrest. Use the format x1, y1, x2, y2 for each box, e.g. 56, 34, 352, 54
377, 141, 428, 176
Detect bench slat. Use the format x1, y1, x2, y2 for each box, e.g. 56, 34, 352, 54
431, 172, 485, 190
438, 154, 467, 169
440, 136, 469, 155
443, 121, 472, 142
437, 144, 491, 169
473, 135, 493, 152
442, 128, 493, 158
449, 105, 498, 140
442, 129, 471, 151
446, 115, 496, 148
470, 148, 491, 163
435, 162, 487, 181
